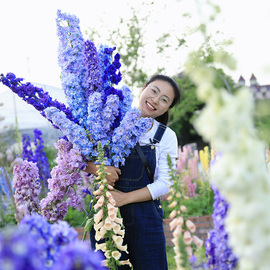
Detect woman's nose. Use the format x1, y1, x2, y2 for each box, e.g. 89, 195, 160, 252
151, 96, 159, 104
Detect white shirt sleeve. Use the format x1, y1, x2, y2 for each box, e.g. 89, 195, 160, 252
146, 126, 178, 200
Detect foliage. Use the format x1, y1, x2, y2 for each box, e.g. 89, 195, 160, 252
254, 99, 270, 145
162, 180, 214, 219
169, 67, 239, 146
64, 196, 91, 227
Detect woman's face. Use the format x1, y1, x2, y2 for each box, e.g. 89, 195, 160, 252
138, 79, 175, 118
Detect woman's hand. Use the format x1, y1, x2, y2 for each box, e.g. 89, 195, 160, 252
110, 187, 153, 207
110, 189, 128, 207
104, 166, 121, 187
84, 161, 121, 187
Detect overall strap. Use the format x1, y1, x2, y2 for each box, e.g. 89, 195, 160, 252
151, 123, 167, 144
136, 123, 167, 182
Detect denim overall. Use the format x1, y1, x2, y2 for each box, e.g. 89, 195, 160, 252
91, 124, 168, 270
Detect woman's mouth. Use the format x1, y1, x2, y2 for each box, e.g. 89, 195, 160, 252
146, 101, 156, 111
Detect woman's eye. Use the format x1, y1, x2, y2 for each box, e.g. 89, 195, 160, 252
161, 97, 169, 104
151, 88, 157, 95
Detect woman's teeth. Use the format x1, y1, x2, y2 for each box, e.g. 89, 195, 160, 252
146, 101, 155, 110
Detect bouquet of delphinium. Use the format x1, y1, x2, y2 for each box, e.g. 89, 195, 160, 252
0, 10, 152, 268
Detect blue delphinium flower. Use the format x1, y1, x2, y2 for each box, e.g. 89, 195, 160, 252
44, 107, 93, 158
0, 226, 44, 270
20, 213, 79, 269
53, 240, 106, 270
205, 183, 238, 270
111, 108, 152, 167
0, 167, 12, 203
0, 73, 77, 127
119, 85, 133, 120
56, 10, 88, 128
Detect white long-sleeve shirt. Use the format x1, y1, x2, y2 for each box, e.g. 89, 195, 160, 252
138, 120, 178, 200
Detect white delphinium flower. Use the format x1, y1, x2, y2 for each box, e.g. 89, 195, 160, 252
188, 59, 270, 270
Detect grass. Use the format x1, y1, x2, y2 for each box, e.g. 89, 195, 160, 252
167, 245, 177, 270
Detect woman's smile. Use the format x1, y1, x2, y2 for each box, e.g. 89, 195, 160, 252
145, 101, 156, 111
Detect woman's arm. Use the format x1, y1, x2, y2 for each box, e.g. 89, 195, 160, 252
110, 187, 152, 207
84, 161, 121, 187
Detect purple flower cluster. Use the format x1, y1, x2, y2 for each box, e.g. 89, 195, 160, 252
111, 108, 152, 166
205, 184, 238, 269
0, 213, 104, 269
22, 129, 50, 192
0, 73, 77, 127
40, 138, 85, 222
12, 160, 41, 221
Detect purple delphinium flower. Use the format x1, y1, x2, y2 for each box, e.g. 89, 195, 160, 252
33, 129, 50, 190
53, 240, 106, 270
0, 73, 77, 127
0, 226, 44, 270
40, 139, 85, 223
111, 108, 152, 167
22, 129, 50, 194
98, 44, 116, 89
83, 39, 103, 97
205, 183, 238, 269
22, 134, 34, 161
56, 10, 88, 127
12, 160, 41, 221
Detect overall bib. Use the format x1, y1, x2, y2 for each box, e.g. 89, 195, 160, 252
91, 124, 168, 270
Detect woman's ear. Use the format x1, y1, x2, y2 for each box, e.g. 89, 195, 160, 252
141, 84, 147, 93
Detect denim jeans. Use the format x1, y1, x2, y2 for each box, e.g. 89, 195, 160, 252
91, 145, 168, 270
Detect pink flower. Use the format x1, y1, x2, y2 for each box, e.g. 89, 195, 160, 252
186, 219, 196, 233
183, 230, 192, 245
192, 235, 203, 248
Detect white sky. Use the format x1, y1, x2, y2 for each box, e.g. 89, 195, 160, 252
0, 0, 270, 91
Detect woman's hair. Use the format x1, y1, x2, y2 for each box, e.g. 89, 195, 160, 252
144, 74, 181, 125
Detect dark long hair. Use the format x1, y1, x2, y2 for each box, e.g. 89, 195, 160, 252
144, 74, 181, 125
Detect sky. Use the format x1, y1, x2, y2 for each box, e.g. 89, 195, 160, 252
0, 0, 270, 90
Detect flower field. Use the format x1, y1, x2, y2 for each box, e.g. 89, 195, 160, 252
1, 6, 270, 270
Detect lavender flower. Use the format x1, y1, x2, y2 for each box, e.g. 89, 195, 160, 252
205, 183, 238, 269
13, 160, 41, 221
40, 138, 85, 222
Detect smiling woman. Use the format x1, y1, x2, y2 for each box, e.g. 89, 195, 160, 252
87, 74, 181, 270
139, 74, 181, 125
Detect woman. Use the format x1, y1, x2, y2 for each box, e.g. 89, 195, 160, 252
86, 74, 180, 270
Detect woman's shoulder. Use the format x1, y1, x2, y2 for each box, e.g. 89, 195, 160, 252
154, 120, 177, 139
